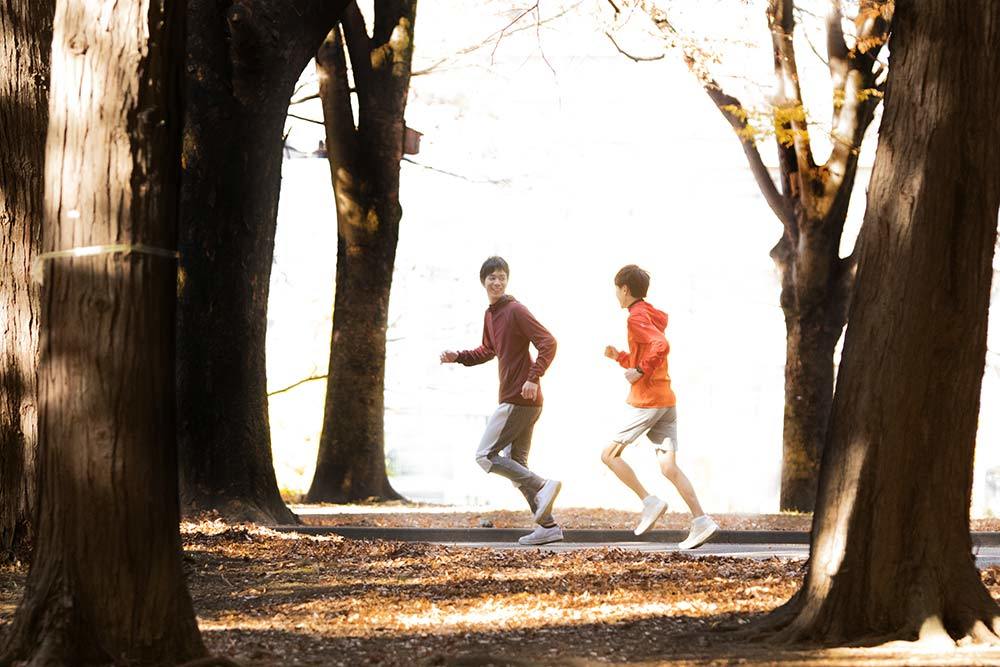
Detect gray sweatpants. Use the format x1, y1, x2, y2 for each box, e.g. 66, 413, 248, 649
475, 403, 553, 526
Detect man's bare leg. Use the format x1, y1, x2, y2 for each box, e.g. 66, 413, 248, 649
601, 442, 650, 501
656, 450, 705, 517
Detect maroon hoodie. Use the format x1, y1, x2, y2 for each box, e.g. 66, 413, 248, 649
456, 295, 557, 406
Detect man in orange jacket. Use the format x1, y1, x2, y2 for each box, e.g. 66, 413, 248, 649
602, 264, 719, 548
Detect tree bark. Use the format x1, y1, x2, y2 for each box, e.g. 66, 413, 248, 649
772, 196, 858, 512
0, 0, 207, 662
0, 0, 53, 560
178, 0, 350, 523
654, 0, 888, 511
306, 1, 416, 503
764, 0, 1000, 644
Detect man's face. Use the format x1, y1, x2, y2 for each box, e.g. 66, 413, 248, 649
484, 269, 508, 303
616, 283, 632, 308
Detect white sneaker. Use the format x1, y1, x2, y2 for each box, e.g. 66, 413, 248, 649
532, 479, 562, 523
518, 524, 564, 545
633, 496, 668, 536
678, 515, 719, 550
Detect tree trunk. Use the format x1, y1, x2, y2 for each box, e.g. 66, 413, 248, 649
307, 215, 402, 502
765, 0, 1000, 644
650, 0, 889, 512
0, 0, 207, 662
306, 2, 416, 503
178, 0, 349, 523
772, 203, 856, 512
777, 301, 843, 512
0, 0, 52, 560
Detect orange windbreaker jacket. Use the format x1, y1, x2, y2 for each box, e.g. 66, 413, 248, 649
615, 300, 676, 408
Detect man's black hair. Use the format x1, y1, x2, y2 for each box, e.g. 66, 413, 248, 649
480, 256, 510, 284
614, 264, 650, 299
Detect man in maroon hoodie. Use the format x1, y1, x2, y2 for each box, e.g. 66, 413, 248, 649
440, 256, 563, 545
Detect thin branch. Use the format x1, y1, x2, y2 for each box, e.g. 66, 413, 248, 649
402, 157, 510, 185
534, 4, 557, 75
605, 31, 665, 62
413, 2, 580, 76
491, 2, 540, 65
794, 4, 825, 21
287, 112, 324, 126
290, 92, 320, 105
291, 78, 315, 99
268, 374, 328, 397
798, 22, 830, 67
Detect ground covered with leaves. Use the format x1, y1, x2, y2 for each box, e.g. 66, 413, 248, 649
2, 520, 1000, 665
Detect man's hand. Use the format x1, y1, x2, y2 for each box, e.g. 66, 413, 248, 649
624, 368, 643, 384
521, 380, 539, 401
440, 350, 459, 363
604, 345, 620, 360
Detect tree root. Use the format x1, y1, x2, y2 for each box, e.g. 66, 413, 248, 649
177, 656, 243, 667
721, 593, 802, 642
182, 497, 299, 526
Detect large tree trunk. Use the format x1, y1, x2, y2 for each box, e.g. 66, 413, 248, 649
0, 0, 207, 662
178, 0, 349, 523
764, 0, 1000, 644
0, 0, 53, 560
306, 1, 416, 503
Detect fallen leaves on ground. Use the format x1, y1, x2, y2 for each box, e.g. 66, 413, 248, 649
1, 524, 999, 665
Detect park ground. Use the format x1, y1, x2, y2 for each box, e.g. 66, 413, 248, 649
2, 509, 1000, 666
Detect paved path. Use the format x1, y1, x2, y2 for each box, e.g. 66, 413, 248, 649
435, 542, 1000, 567
275, 526, 1000, 567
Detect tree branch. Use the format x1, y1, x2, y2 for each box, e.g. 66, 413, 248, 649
317, 26, 358, 174
342, 2, 374, 105
605, 31, 664, 62
534, 4, 557, 75
826, 1, 851, 135
634, 1, 791, 225
290, 92, 320, 105
856, 0, 892, 53
402, 157, 510, 184
796, 16, 830, 67
286, 112, 324, 125
491, 2, 539, 65
825, 1, 889, 187
413, 2, 580, 76
696, 69, 793, 227
268, 374, 328, 397
768, 0, 816, 177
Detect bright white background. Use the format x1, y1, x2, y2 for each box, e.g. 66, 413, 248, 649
264, 1, 1000, 515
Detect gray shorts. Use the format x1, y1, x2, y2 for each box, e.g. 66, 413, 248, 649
608, 406, 678, 456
